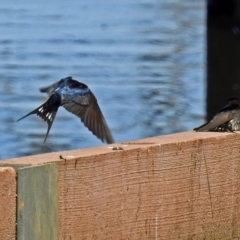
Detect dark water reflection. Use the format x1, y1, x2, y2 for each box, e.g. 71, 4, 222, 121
0, 0, 205, 160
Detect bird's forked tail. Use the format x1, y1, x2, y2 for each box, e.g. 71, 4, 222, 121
17, 94, 61, 142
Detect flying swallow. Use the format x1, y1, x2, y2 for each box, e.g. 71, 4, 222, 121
194, 98, 240, 132
17, 76, 114, 143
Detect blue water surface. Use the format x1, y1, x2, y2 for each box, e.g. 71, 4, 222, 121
0, 0, 206, 159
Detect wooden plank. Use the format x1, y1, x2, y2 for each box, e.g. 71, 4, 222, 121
17, 163, 58, 240
57, 133, 240, 239
0, 167, 16, 240
2, 132, 240, 239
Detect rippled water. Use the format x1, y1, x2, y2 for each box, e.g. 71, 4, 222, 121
0, 0, 205, 160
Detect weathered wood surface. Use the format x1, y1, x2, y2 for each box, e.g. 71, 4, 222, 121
2, 131, 240, 239
0, 167, 16, 240
57, 132, 240, 239
17, 164, 58, 240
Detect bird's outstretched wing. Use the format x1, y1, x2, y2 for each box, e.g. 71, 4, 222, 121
39, 80, 62, 95
40, 76, 77, 96
193, 111, 232, 131
63, 92, 114, 144
17, 94, 61, 142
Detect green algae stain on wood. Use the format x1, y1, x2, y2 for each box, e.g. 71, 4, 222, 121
17, 164, 58, 240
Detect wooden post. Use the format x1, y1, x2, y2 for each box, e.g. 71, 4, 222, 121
17, 164, 58, 240
207, 0, 240, 120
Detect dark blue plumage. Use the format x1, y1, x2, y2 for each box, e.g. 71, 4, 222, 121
17, 76, 114, 143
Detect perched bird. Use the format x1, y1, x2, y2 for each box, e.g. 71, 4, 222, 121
194, 98, 240, 132
17, 76, 114, 144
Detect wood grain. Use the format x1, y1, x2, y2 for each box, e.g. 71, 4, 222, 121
2, 131, 240, 239
57, 133, 240, 239
17, 164, 58, 240
0, 167, 16, 240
